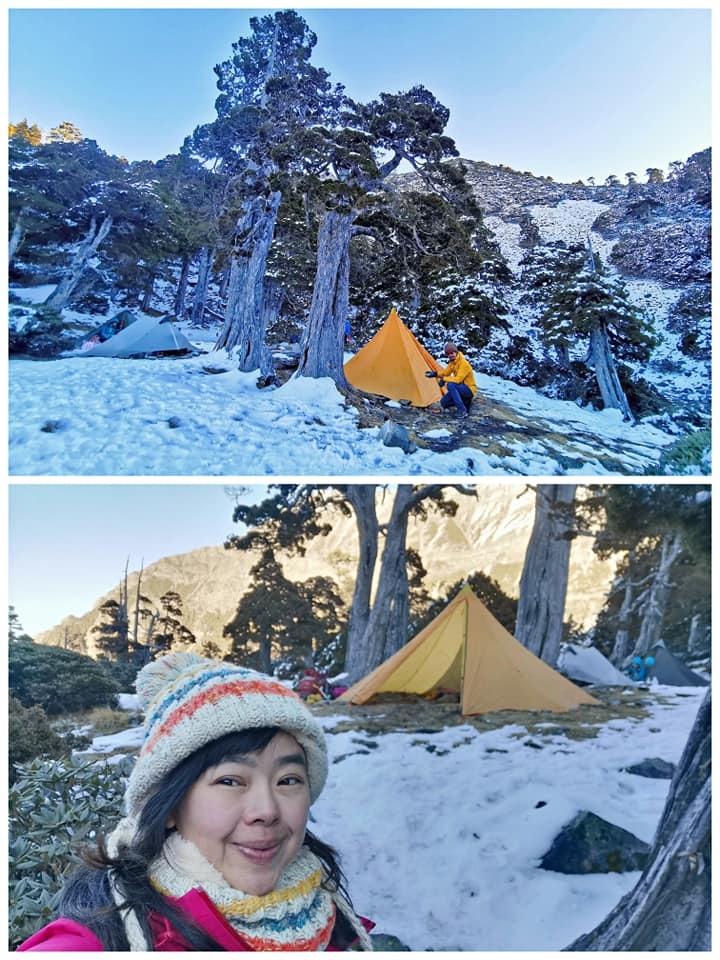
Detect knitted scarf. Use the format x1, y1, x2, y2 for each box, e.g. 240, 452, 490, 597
150, 831, 337, 950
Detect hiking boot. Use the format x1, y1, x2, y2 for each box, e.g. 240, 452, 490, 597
454, 407, 468, 418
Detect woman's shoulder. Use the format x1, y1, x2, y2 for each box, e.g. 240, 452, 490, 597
16, 917, 104, 952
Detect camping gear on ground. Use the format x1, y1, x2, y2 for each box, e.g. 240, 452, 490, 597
558, 643, 634, 686
296, 668, 329, 700
340, 585, 600, 715
81, 313, 194, 358
646, 641, 708, 686
344, 308, 444, 407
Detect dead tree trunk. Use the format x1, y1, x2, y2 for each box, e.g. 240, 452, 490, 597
609, 565, 635, 666
295, 209, 354, 383
190, 246, 214, 325
342, 485, 379, 682
214, 191, 281, 378
9, 207, 28, 262
173, 255, 191, 319
515, 484, 577, 665
566, 689, 710, 950
44, 216, 113, 311
634, 529, 683, 656
589, 323, 634, 423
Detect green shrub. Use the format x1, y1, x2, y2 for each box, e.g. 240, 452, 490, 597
659, 429, 711, 475
9, 640, 121, 715
9, 753, 135, 949
8, 697, 66, 785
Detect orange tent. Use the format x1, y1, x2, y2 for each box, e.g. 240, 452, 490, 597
344, 308, 444, 407
340, 585, 600, 716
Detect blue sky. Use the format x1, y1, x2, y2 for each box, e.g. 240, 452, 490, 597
8, 483, 267, 636
8, 6, 711, 184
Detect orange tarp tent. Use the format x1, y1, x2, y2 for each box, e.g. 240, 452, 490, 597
340, 585, 600, 716
344, 308, 444, 407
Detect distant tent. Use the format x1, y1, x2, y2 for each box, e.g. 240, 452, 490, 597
340, 585, 600, 715
558, 643, 633, 686
81, 315, 195, 358
646, 641, 709, 687
343, 308, 444, 407
79, 308, 140, 349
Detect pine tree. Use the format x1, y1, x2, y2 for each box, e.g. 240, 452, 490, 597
589, 485, 710, 664
187, 10, 345, 374
9, 118, 42, 145
223, 549, 345, 677
47, 120, 83, 143
532, 243, 656, 419
153, 591, 196, 655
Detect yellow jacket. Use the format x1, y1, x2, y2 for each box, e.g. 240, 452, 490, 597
439, 351, 477, 396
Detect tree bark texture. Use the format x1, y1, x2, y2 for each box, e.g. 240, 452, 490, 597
589, 323, 634, 423
9, 208, 27, 262
190, 246, 213, 325
173, 255, 191, 319
515, 485, 577, 665
356, 486, 414, 675
565, 689, 710, 951
44, 216, 113, 311
296, 209, 354, 383
634, 530, 683, 656
214, 191, 281, 377
343, 485, 379, 682
609, 549, 636, 665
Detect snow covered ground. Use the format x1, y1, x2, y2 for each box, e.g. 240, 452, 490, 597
9, 320, 681, 478
85, 684, 706, 951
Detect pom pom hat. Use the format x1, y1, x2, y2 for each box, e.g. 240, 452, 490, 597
124, 652, 329, 818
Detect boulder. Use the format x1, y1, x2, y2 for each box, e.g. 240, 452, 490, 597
624, 757, 676, 780
539, 810, 650, 874
380, 420, 416, 454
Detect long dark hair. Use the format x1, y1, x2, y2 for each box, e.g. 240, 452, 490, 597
60, 727, 352, 950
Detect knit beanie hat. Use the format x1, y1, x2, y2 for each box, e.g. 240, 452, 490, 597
124, 653, 329, 818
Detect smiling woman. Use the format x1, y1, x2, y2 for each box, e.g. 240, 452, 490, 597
16, 654, 373, 952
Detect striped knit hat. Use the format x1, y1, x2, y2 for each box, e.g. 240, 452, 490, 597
124, 653, 328, 817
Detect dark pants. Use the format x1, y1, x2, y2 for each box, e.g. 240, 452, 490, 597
441, 382, 473, 413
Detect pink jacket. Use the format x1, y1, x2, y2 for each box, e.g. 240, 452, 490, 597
17, 887, 373, 951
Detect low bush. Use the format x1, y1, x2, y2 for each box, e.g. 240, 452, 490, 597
9, 640, 121, 715
9, 753, 135, 949
659, 429, 711, 475
8, 697, 66, 784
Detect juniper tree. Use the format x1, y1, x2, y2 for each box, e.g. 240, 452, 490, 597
223, 548, 345, 677
295, 85, 465, 383
589, 484, 710, 664
225, 483, 475, 682
186, 11, 345, 374
532, 244, 656, 420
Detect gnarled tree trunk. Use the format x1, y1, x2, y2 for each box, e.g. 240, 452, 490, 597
355, 485, 414, 676
515, 484, 576, 665
44, 216, 113, 311
215, 191, 281, 378
190, 246, 214, 325
566, 689, 710, 950
174, 255, 191, 319
342, 485, 380, 682
634, 529, 683, 656
9, 207, 28, 262
589, 322, 634, 423
295, 209, 354, 383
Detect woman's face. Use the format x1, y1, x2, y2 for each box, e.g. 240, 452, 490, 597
169, 731, 311, 895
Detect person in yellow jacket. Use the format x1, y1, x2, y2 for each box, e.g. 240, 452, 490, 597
426, 342, 477, 417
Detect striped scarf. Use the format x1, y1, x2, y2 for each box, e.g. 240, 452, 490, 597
146, 831, 368, 951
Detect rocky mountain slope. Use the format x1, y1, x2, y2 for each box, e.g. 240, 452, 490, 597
394, 149, 710, 429
37, 487, 616, 657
